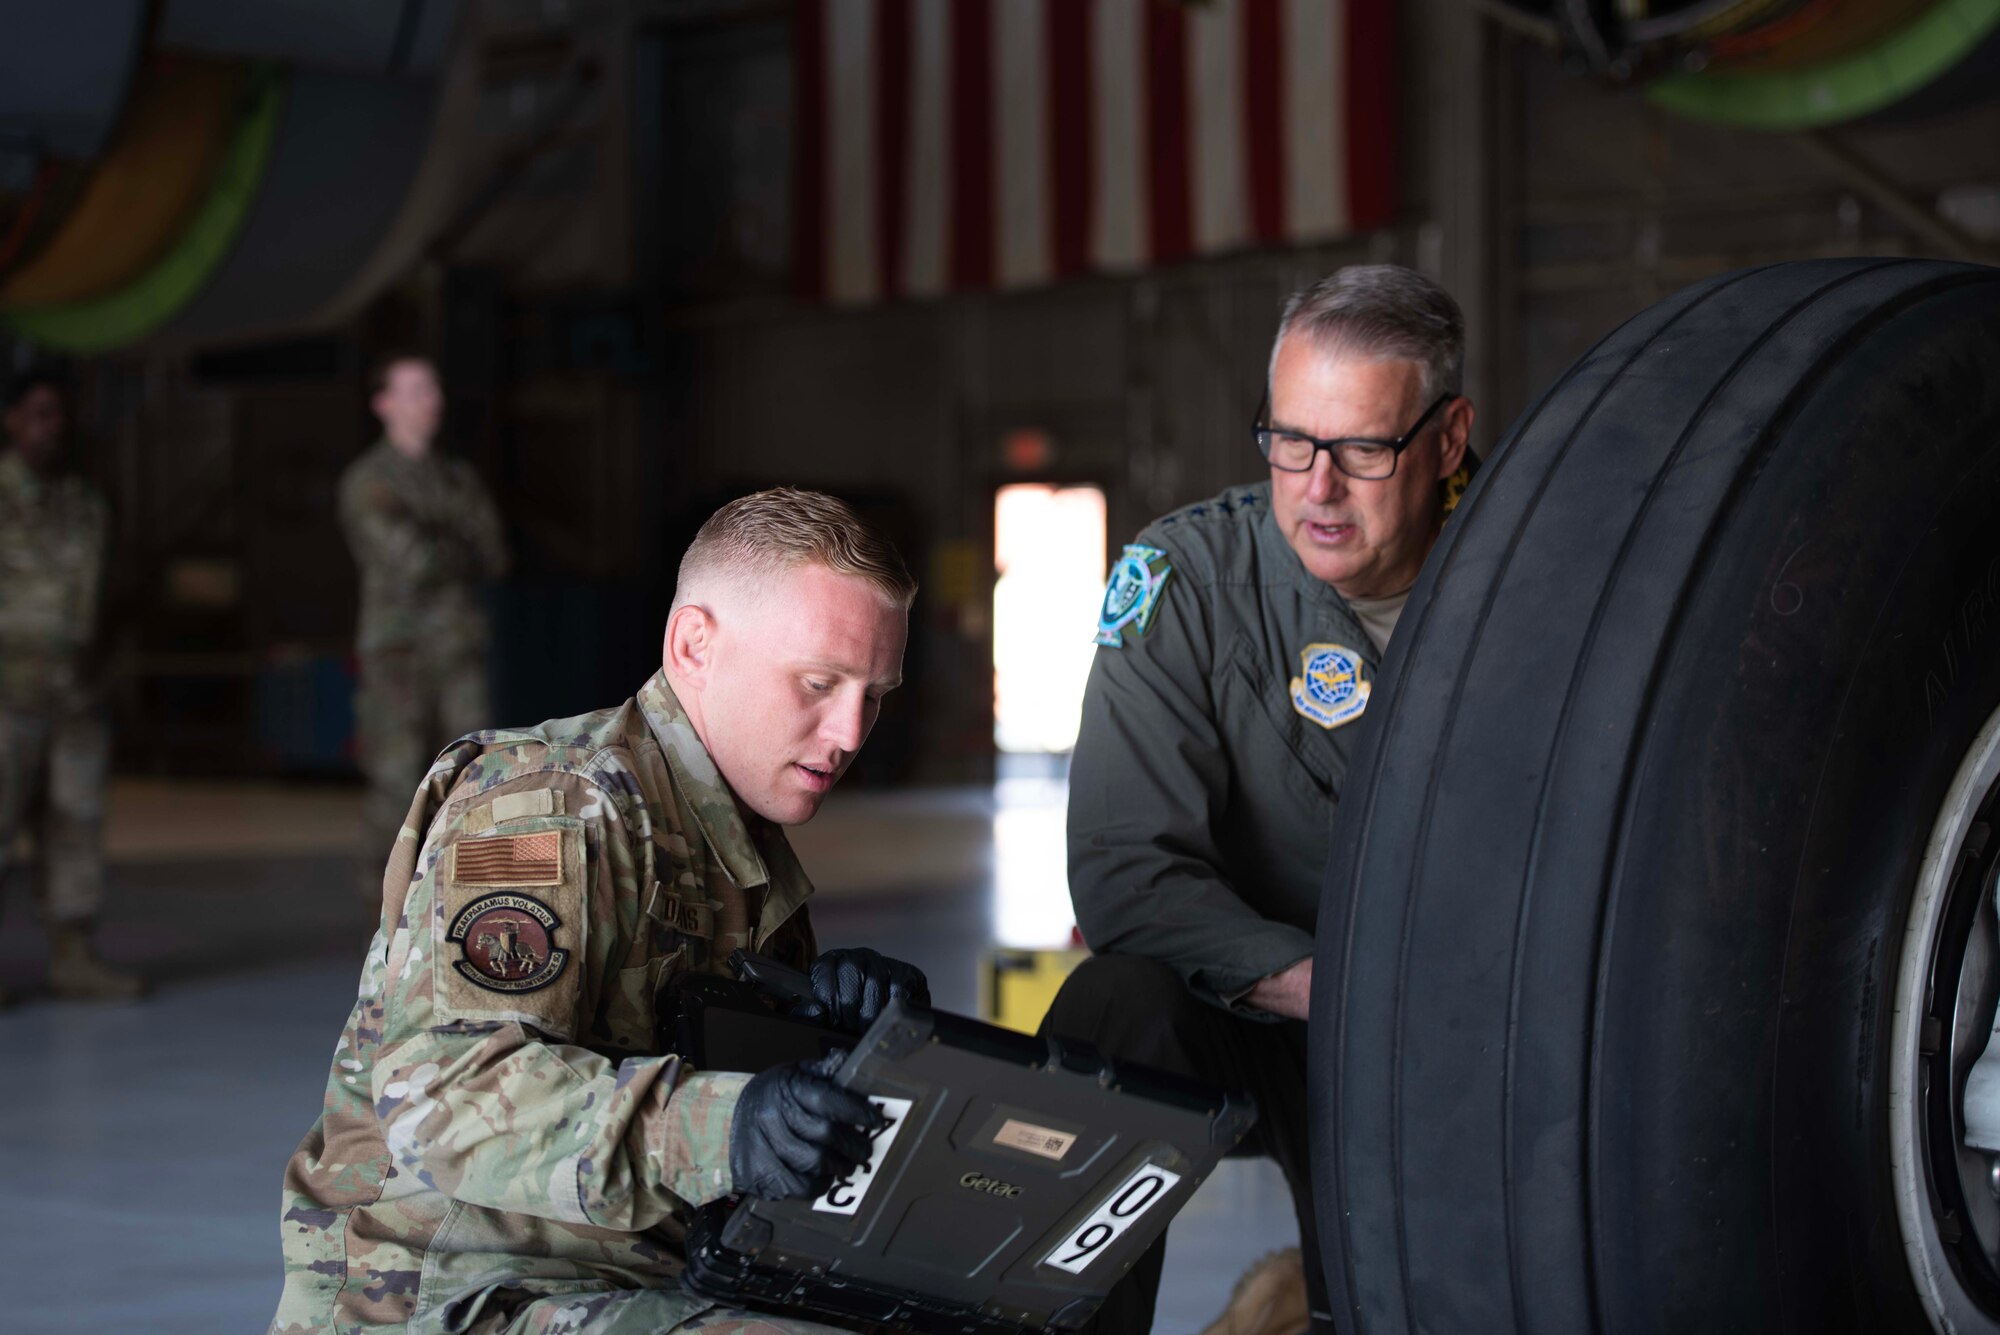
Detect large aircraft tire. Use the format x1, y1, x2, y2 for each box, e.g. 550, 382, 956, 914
1309, 257, 2000, 1334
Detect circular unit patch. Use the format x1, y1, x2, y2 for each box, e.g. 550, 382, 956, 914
448, 893, 570, 994
1094, 544, 1173, 648
1290, 642, 1371, 730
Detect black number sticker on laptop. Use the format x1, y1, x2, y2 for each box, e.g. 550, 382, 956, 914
1042, 1161, 1183, 1274
811, 1096, 915, 1217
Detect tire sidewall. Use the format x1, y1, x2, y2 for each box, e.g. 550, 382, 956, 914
1596, 280, 2000, 1331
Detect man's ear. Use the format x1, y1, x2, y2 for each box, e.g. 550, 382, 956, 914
664, 603, 717, 686
1436, 397, 1475, 480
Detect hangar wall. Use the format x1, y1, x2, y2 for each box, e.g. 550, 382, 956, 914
33, 0, 2000, 784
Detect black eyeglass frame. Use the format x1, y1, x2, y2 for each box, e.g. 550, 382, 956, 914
1252, 390, 1455, 480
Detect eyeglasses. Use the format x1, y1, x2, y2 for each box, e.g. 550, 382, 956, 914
1252, 391, 1454, 481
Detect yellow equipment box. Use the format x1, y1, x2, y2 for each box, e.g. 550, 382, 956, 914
980, 947, 1090, 1035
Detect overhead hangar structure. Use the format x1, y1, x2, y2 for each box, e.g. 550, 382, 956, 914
0, 0, 458, 354
1490, 0, 2000, 129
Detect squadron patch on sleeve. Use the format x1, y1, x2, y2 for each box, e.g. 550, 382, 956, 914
1095, 544, 1174, 647
1289, 643, 1371, 729
447, 893, 570, 994
436, 822, 586, 1033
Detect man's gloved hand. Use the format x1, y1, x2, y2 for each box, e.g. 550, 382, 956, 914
791, 947, 930, 1035
728, 1051, 883, 1200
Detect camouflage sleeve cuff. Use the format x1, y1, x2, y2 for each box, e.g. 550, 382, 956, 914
658, 1069, 750, 1207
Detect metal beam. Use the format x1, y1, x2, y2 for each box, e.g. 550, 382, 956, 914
1795, 129, 1998, 265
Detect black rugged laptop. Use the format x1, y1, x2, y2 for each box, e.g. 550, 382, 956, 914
681, 995, 1257, 1333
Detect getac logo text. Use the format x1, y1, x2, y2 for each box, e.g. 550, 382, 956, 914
958, 1172, 1022, 1198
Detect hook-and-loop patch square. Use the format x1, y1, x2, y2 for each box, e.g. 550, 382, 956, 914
436, 819, 586, 1035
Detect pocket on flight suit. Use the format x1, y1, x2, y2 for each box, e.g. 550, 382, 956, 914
1224, 634, 1338, 798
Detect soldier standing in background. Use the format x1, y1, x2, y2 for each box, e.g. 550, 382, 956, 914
338, 353, 509, 900
0, 369, 144, 1002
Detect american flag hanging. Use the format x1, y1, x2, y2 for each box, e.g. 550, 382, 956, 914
794, 0, 1399, 304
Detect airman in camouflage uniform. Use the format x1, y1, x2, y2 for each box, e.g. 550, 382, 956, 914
339, 355, 508, 900
0, 369, 143, 1002
277, 488, 920, 1334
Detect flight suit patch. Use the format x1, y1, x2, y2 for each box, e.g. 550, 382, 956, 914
1289, 643, 1371, 729
1095, 545, 1174, 647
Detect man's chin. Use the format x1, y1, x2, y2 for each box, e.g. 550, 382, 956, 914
760, 789, 827, 827
1294, 548, 1362, 588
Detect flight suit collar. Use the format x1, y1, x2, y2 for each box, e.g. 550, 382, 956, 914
1250, 483, 1329, 601
1249, 483, 1373, 651
636, 670, 816, 945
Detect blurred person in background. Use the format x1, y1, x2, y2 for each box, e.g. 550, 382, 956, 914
273, 489, 929, 1334
0, 368, 143, 1002
1053, 266, 1476, 1335
339, 353, 509, 902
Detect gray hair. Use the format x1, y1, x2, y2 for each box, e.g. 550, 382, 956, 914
1268, 265, 1465, 404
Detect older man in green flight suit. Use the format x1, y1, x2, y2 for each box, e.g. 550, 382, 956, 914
274, 489, 930, 1335
0, 368, 143, 1003
1052, 266, 1477, 1335
339, 353, 511, 902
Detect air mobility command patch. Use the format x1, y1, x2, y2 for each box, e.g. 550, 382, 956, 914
1095, 544, 1174, 647
436, 823, 586, 1034
1290, 643, 1371, 729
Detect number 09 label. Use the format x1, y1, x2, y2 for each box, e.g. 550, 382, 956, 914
1042, 1161, 1183, 1274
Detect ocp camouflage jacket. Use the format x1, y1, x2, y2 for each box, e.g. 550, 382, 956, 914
0, 449, 105, 711
271, 670, 816, 1334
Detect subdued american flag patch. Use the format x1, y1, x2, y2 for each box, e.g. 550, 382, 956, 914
452, 832, 562, 886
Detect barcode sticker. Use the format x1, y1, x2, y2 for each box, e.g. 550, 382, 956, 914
810, 1096, 913, 1216
1043, 1162, 1183, 1274
993, 1118, 1077, 1162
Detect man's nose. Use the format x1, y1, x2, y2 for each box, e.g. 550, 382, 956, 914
1306, 452, 1345, 504
821, 693, 866, 753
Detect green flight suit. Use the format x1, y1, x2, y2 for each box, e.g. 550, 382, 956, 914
1069, 480, 1389, 1012
272, 670, 836, 1335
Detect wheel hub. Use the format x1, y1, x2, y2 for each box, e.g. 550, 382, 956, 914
1893, 704, 2000, 1332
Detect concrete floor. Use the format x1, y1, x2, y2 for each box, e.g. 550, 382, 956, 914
0, 778, 1298, 1334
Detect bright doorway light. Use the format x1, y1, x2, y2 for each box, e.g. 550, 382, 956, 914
993, 484, 1106, 754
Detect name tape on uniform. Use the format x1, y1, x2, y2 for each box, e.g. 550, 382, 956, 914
811, 1096, 914, 1217
1042, 1161, 1183, 1274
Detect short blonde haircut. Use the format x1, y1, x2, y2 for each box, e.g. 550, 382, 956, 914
672, 487, 917, 612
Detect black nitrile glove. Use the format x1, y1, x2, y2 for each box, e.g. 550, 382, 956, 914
728, 1051, 882, 1200
791, 947, 930, 1035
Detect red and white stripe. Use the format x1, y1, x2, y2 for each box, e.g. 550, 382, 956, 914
796, 0, 1397, 304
